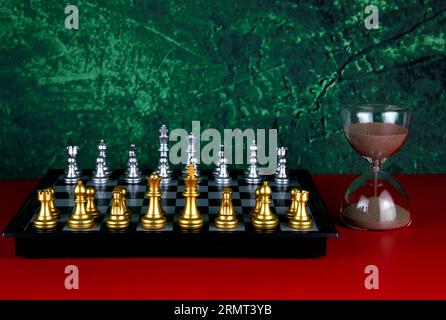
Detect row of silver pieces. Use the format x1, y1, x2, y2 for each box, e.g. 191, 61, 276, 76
64, 134, 290, 186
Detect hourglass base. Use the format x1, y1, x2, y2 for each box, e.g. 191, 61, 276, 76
340, 171, 411, 231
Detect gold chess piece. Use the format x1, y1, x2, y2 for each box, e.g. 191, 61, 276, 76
67, 180, 95, 229
47, 187, 60, 220
178, 164, 203, 230
116, 187, 131, 218
251, 181, 278, 230
289, 190, 313, 230
250, 188, 261, 220
215, 187, 238, 230
33, 189, 58, 230
285, 188, 300, 219
85, 187, 101, 220
106, 189, 130, 230
141, 172, 167, 230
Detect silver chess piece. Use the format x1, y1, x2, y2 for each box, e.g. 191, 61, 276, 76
158, 157, 171, 185
157, 125, 172, 185
64, 156, 80, 184
66, 145, 81, 175
97, 139, 111, 176
244, 140, 261, 184
124, 144, 143, 184
215, 154, 232, 185
274, 146, 289, 185
182, 132, 200, 179
92, 156, 109, 184
213, 145, 225, 177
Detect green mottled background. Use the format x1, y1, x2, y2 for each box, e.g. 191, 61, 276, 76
0, 0, 445, 178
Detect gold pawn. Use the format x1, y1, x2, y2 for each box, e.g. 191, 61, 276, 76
250, 188, 261, 220
47, 187, 60, 220
289, 190, 313, 230
106, 189, 130, 230
178, 164, 203, 230
86, 187, 101, 220
251, 181, 279, 230
33, 189, 58, 230
285, 188, 300, 219
67, 180, 95, 229
116, 187, 131, 218
141, 172, 167, 230
215, 187, 238, 230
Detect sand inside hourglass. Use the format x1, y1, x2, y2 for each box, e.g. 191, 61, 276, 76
342, 122, 411, 230
344, 122, 409, 160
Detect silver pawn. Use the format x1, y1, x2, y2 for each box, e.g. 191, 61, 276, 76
215, 156, 232, 185
92, 157, 109, 184
97, 139, 111, 176
244, 140, 261, 184
274, 146, 289, 185
124, 144, 143, 183
64, 157, 80, 184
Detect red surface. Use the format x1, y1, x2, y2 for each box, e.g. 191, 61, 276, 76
0, 175, 445, 300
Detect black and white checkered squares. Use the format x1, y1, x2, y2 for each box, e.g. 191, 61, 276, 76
27, 170, 318, 233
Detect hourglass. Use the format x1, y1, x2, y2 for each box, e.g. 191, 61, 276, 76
341, 104, 412, 231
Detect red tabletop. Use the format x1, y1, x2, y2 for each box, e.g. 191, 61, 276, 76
0, 175, 445, 300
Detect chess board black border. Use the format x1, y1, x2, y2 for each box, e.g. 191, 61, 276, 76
3, 169, 338, 258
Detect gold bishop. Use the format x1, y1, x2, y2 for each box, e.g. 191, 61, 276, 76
67, 180, 95, 229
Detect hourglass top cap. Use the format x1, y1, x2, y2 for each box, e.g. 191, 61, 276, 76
344, 103, 412, 113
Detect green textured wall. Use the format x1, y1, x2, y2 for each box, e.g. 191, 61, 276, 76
0, 0, 445, 178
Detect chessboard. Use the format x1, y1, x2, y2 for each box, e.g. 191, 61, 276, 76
3, 169, 338, 258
